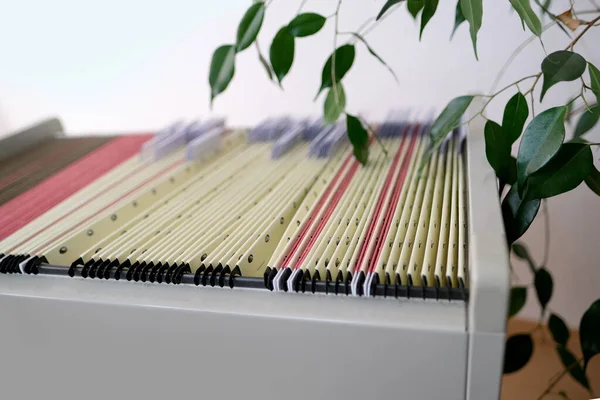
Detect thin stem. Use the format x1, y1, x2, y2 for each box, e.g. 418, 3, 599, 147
341, 1, 400, 48
477, 75, 538, 120
542, 199, 550, 267
451, 110, 484, 131
331, 0, 343, 107
575, 8, 600, 14
360, 116, 388, 157
356, 17, 376, 35
535, 356, 586, 400
360, 8, 395, 36
534, 0, 572, 38
524, 73, 542, 96
296, 0, 308, 14
569, 101, 598, 118
548, 392, 571, 399
490, 9, 600, 94
491, 21, 556, 92
581, 90, 592, 112
567, 94, 583, 106
534, 0, 556, 19
569, 15, 600, 50
255, 41, 279, 88
493, 75, 538, 98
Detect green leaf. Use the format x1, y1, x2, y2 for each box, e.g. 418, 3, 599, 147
502, 186, 540, 244
535, 0, 570, 38
236, 2, 266, 52
502, 92, 529, 144
316, 45, 356, 98
565, 98, 575, 125
556, 346, 590, 390
504, 334, 534, 373
548, 313, 570, 346
287, 13, 326, 37
430, 96, 473, 142
377, 0, 405, 20
511, 242, 528, 258
420, 0, 439, 39
421, 97, 473, 171
407, 0, 424, 18
512, 242, 537, 274
540, 51, 587, 101
509, 0, 542, 37
451, 0, 466, 39
539, 0, 552, 17
580, 298, 600, 370
574, 104, 600, 138
588, 62, 600, 102
460, 0, 483, 59
516, 106, 566, 195
324, 84, 346, 124
534, 267, 553, 312
509, 287, 527, 317
506, 156, 518, 185
208, 45, 236, 105
585, 165, 600, 196
484, 120, 513, 182
350, 33, 398, 83
269, 27, 295, 84
527, 143, 593, 199
346, 114, 369, 165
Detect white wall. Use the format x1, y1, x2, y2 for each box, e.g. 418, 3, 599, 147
0, 0, 598, 326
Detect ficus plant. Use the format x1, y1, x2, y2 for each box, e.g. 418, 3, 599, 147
208, 0, 600, 397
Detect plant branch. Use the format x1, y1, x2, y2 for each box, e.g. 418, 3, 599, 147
524, 73, 542, 96
567, 94, 583, 106
360, 116, 388, 157
331, 0, 343, 107
490, 30, 545, 93
542, 199, 550, 267
569, 101, 598, 118
356, 17, 376, 35
450, 75, 536, 130
491, 9, 600, 93
360, 8, 396, 36
533, 0, 573, 38
568, 15, 600, 50
476, 75, 539, 120
341, 1, 400, 47
534, 0, 556, 19
535, 356, 586, 400
296, 0, 309, 14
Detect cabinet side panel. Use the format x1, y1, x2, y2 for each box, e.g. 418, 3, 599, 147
0, 291, 467, 400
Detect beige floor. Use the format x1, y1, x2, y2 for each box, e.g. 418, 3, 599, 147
502, 319, 600, 399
